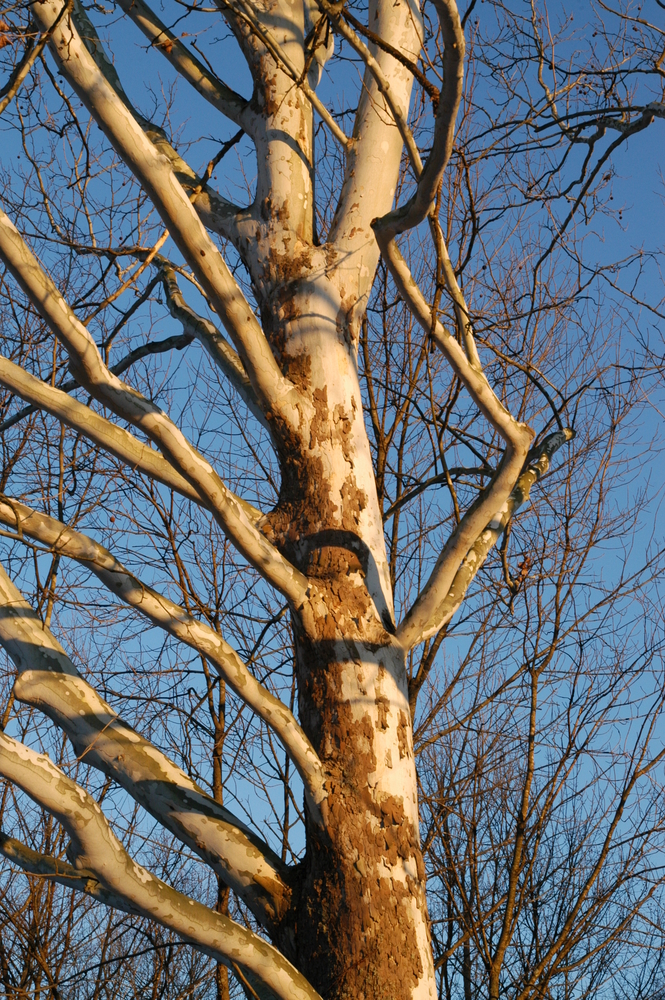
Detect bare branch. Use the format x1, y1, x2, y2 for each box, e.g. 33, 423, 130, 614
217, 0, 349, 149
0, 325, 193, 433
373, 0, 465, 238
0, 209, 310, 607
0, 733, 323, 1000
384, 234, 533, 647
0, 561, 294, 929
0, 354, 213, 510
412, 429, 574, 638
0, 831, 139, 912
0, 499, 326, 821
32, 0, 302, 427
338, 6, 440, 107
316, 0, 423, 175
0, 5, 72, 116
159, 264, 270, 431
116, 0, 249, 127
326, 0, 423, 259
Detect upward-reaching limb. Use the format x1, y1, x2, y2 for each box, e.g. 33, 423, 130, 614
0, 209, 310, 608
115, 0, 249, 127
381, 238, 533, 647
159, 264, 270, 432
327, 0, 424, 290
369, 0, 535, 647
30, 0, 304, 431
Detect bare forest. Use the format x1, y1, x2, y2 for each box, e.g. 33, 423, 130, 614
0, 0, 664, 997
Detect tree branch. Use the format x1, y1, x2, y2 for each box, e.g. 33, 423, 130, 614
372, 0, 465, 239
364, 0, 534, 648
159, 264, 269, 431
316, 0, 423, 175
217, 0, 349, 149
0, 6, 72, 115
0, 500, 326, 822
0, 208, 310, 608
0, 733, 323, 1000
67, 0, 241, 240
385, 235, 533, 647
325, 0, 423, 288
0, 561, 294, 930
415, 428, 573, 641
0, 326, 193, 433
32, 0, 302, 428
0, 354, 212, 509
339, 7, 440, 107
116, 0, 249, 127
0, 831, 139, 912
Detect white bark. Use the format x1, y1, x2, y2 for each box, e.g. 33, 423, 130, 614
0, 354, 207, 510
420, 429, 575, 631
0, 831, 143, 913
387, 239, 533, 647
360, 0, 535, 647
0, 733, 323, 1000
0, 0, 575, 994
115, 0, 248, 126
220, 0, 349, 148
30, 0, 301, 427
0, 499, 325, 818
159, 264, 270, 431
0, 562, 293, 929
0, 208, 310, 607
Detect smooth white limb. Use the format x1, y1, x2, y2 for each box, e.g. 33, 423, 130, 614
31, 0, 303, 430
159, 264, 270, 431
0, 502, 326, 823
380, 238, 533, 647
0, 566, 297, 928
0, 732, 323, 1000
0, 562, 294, 929
116, 0, 249, 127
0, 208, 310, 609
420, 430, 575, 631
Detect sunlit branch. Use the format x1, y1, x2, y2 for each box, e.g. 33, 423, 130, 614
0, 208, 310, 608
0, 732, 323, 1000
0, 831, 139, 912
383, 236, 533, 647
0, 562, 294, 929
414, 429, 574, 634
339, 6, 440, 106
0, 4, 72, 116
32, 0, 303, 429
218, 0, 350, 149
0, 499, 326, 822
116, 0, 248, 127
429, 219, 481, 369
373, 0, 465, 238
0, 354, 210, 510
316, 0, 423, 175
0, 327, 193, 433
159, 264, 270, 431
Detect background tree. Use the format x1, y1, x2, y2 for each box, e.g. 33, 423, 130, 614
0, 1, 664, 999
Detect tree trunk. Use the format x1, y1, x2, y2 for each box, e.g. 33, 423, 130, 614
292, 632, 436, 1000
260, 278, 437, 998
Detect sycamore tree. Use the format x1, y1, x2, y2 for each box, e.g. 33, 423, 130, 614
0, 0, 664, 998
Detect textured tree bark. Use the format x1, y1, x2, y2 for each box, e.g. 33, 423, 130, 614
254, 276, 436, 996
291, 634, 435, 999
